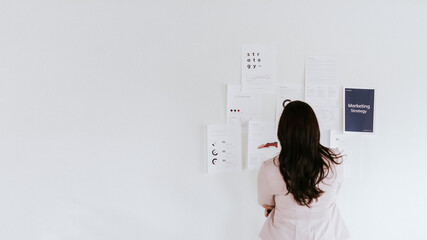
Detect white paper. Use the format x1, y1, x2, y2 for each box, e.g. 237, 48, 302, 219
207, 124, 242, 174
227, 85, 261, 128
320, 130, 331, 148
312, 106, 340, 131
305, 56, 340, 131
305, 56, 338, 86
247, 121, 280, 169
330, 130, 363, 179
275, 84, 304, 123
242, 44, 276, 91
305, 56, 339, 106
305, 85, 340, 106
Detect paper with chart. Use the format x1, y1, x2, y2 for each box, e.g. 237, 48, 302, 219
247, 121, 280, 169
330, 130, 363, 178
275, 84, 304, 123
305, 56, 341, 134
242, 44, 276, 91
207, 124, 242, 174
227, 85, 261, 127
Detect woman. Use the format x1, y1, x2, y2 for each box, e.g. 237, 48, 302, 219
257, 101, 350, 240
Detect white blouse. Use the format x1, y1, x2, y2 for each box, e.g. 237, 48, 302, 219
257, 156, 350, 240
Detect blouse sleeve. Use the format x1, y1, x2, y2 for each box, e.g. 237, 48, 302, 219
257, 161, 275, 206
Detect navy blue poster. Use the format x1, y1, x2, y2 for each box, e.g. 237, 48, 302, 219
344, 88, 375, 133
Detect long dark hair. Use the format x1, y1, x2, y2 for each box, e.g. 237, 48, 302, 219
277, 101, 341, 207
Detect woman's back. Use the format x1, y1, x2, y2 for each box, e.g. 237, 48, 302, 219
258, 101, 349, 239
257, 156, 350, 240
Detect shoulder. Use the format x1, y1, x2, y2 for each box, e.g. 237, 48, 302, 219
259, 156, 280, 173
258, 156, 284, 186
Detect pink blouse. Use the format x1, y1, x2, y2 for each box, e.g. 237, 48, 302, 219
257, 156, 350, 240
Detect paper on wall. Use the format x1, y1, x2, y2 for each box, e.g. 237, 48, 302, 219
312, 105, 340, 131
241, 44, 277, 92
305, 56, 340, 107
247, 121, 280, 169
305, 56, 341, 134
344, 88, 375, 133
207, 124, 242, 174
305, 56, 338, 86
227, 85, 261, 128
330, 130, 363, 179
305, 84, 340, 107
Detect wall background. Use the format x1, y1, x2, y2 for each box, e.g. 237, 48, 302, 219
1, 1, 427, 239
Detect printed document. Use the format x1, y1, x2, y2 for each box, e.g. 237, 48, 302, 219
247, 121, 280, 169
227, 84, 261, 128
242, 44, 276, 92
207, 124, 242, 174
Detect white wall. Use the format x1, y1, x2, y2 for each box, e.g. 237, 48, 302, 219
1, 1, 427, 239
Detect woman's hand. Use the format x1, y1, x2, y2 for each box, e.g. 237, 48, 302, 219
262, 205, 274, 217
